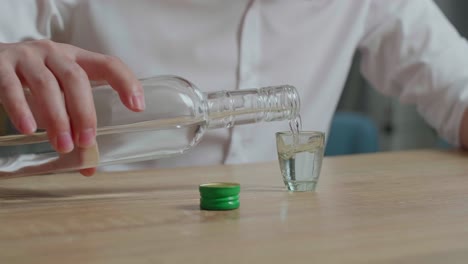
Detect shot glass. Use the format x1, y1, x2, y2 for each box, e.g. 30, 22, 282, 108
276, 131, 325, 191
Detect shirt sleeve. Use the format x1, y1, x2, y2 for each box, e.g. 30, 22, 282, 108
358, 0, 468, 146
0, 0, 73, 43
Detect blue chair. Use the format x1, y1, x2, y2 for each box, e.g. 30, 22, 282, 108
436, 139, 453, 150
325, 112, 379, 156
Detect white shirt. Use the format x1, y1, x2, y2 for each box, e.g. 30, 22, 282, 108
2, 0, 468, 171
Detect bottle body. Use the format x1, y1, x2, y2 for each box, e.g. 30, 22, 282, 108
0, 75, 299, 177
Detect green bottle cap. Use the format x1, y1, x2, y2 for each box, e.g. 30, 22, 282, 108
199, 182, 240, 210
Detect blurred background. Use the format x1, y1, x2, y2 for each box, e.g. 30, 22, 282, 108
325, 0, 467, 156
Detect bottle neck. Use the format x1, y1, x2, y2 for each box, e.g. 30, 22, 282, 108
205, 85, 300, 129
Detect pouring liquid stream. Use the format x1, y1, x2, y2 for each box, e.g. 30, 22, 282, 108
287, 115, 302, 181
289, 115, 302, 137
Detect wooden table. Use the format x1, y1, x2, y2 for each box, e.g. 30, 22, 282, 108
1, 149, 468, 263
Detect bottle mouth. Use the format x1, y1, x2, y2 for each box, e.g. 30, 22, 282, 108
205, 85, 301, 129
259, 85, 301, 122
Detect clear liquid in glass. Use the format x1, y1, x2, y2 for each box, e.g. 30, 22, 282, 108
277, 116, 324, 191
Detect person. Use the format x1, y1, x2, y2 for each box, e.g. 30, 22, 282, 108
1, 0, 468, 176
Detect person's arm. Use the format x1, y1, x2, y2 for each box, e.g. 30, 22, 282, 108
358, 0, 468, 149
0, 1, 144, 176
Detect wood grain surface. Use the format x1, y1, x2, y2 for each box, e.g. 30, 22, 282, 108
1, 149, 468, 263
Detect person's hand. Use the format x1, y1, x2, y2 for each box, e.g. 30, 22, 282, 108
0, 40, 145, 176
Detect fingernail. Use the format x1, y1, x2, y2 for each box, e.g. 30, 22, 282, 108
19, 116, 37, 134
131, 94, 146, 111
78, 128, 96, 148
56, 132, 74, 153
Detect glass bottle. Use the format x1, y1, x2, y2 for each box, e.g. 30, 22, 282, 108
0, 75, 300, 178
